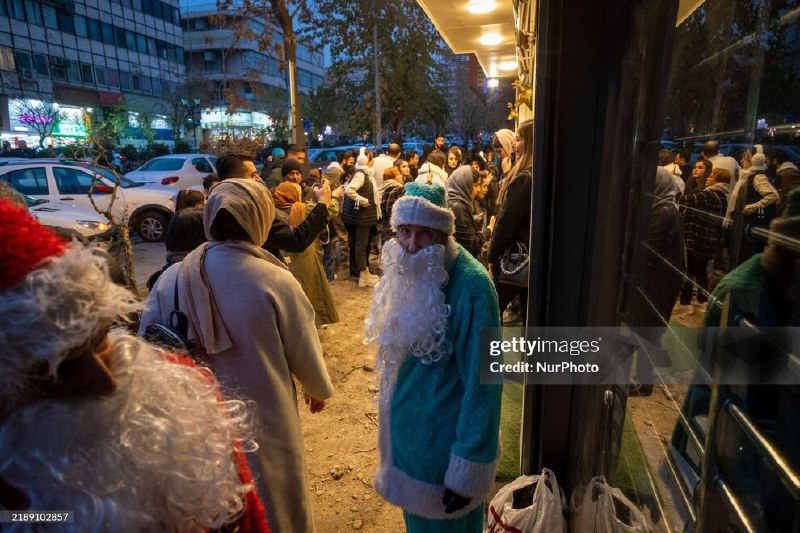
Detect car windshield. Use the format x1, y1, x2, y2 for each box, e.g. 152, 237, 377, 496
139, 158, 184, 171
93, 167, 143, 188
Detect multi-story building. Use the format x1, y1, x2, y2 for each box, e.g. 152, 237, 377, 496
0, 0, 186, 148
180, 0, 325, 139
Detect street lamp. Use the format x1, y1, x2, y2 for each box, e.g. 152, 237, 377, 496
181, 98, 201, 153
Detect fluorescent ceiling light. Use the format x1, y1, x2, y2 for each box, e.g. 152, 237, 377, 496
467, 0, 497, 14
499, 60, 518, 70
480, 33, 503, 46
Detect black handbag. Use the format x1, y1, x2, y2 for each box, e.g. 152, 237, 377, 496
143, 276, 195, 356
499, 241, 530, 287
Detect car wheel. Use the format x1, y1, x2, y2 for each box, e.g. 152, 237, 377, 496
136, 211, 169, 242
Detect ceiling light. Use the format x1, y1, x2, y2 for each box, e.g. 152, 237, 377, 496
480, 33, 503, 46
467, 0, 497, 14
499, 60, 518, 71
487, 78, 499, 88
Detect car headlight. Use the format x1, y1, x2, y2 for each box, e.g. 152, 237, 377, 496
77, 220, 112, 231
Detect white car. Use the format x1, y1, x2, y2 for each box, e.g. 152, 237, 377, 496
24, 193, 114, 241
126, 154, 218, 189
0, 162, 176, 242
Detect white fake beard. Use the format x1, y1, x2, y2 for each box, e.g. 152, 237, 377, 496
364, 238, 452, 366
0, 331, 254, 532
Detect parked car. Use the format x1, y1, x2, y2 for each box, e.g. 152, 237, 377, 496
23, 193, 114, 242
0, 162, 176, 242
308, 148, 340, 169
125, 154, 218, 189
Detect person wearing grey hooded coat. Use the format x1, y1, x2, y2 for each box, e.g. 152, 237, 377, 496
446, 165, 490, 259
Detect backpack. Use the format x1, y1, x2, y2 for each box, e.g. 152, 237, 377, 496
142, 276, 194, 356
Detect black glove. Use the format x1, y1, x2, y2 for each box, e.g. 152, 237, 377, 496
442, 487, 471, 514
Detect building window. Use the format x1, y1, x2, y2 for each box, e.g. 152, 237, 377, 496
131, 74, 140, 92
136, 34, 147, 54
298, 69, 312, 88
41, 4, 57, 29
119, 70, 131, 90
15, 51, 32, 70
102, 23, 114, 45
115, 27, 126, 48
141, 75, 152, 94
126, 31, 136, 51
147, 37, 157, 56
23, 0, 40, 25
87, 18, 101, 41
95, 66, 107, 86
107, 68, 119, 89
10, 0, 23, 20
33, 53, 48, 76
58, 12, 72, 33
80, 63, 94, 84
67, 60, 81, 83
74, 15, 88, 37
151, 76, 161, 95
194, 17, 207, 30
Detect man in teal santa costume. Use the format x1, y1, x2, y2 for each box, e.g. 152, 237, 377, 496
365, 182, 502, 532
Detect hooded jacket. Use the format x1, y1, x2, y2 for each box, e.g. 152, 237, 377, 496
414, 162, 448, 187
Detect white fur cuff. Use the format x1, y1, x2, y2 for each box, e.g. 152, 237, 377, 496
443, 453, 498, 498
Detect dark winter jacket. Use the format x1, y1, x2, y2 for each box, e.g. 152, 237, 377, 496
447, 166, 485, 259
679, 183, 728, 261
640, 202, 685, 325
777, 163, 800, 210
487, 169, 532, 264
342, 170, 379, 228
264, 158, 284, 190
262, 202, 329, 260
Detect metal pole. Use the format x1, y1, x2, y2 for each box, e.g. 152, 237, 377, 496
373, 15, 381, 150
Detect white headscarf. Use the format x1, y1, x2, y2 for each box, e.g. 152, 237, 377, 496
494, 129, 515, 156
180, 178, 283, 355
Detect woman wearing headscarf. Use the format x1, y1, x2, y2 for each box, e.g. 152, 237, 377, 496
140, 178, 334, 533
628, 167, 685, 395
274, 181, 339, 327
447, 165, 489, 259
488, 120, 533, 320
492, 128, 516, 181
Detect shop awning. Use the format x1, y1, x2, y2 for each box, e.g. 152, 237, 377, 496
415, 0, 525, 80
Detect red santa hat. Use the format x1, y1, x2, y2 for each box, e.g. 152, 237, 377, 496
0, 200, 140, 412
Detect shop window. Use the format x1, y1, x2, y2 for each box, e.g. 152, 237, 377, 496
119, 70, 131, 90
2, 167, 48, 195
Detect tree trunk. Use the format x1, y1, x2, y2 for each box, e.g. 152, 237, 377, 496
274, 0, 305, 149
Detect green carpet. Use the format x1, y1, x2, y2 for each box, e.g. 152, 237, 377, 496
496, 382, 523, 481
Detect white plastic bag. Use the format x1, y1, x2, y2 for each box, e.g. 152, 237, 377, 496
486, 468, 568, 533
570, 476, 650, 533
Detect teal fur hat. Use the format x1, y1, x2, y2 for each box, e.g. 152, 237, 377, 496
390, 182, 454, 234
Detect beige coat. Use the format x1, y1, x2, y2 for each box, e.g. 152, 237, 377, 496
140, 243, 334, 533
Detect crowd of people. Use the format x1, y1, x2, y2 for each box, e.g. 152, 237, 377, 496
629, 140, 800, 395
0, 120, 536, 532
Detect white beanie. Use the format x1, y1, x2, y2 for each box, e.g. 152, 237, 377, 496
750, 152, 767, 170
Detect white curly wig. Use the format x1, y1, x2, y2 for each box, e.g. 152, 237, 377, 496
0, 244, 142, 418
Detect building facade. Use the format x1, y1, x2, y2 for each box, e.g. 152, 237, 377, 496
180, 1, 325, 140
0, 0, 186, 148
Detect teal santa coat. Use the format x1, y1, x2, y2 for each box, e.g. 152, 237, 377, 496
374, 244, 503, 520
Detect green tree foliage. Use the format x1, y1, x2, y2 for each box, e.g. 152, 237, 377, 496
300, 0, 451, 139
